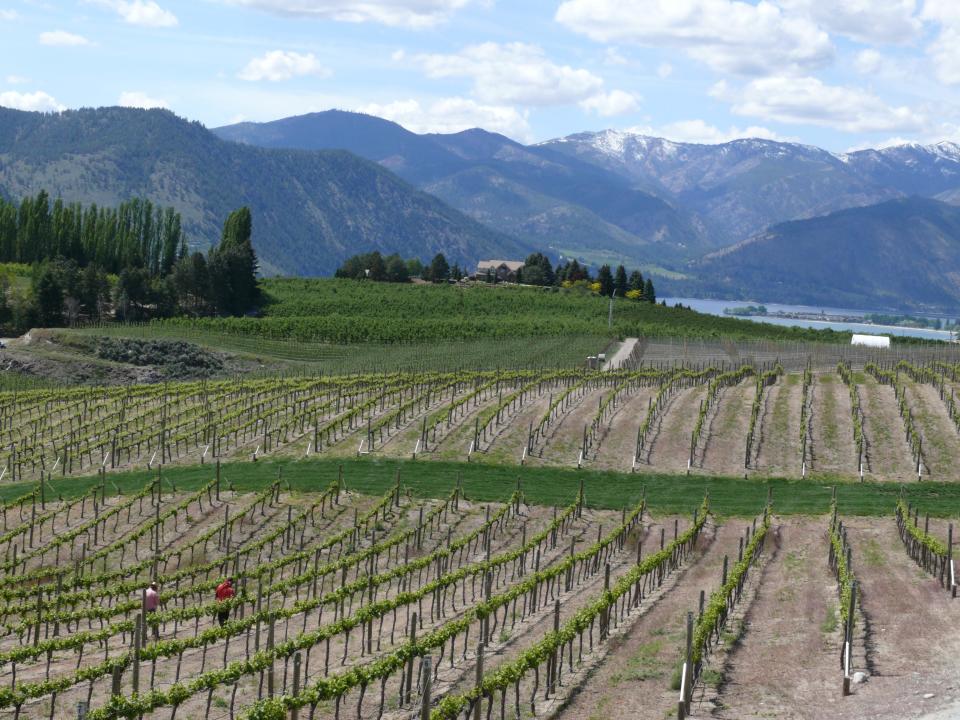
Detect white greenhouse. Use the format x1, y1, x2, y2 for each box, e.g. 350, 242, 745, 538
851, 334, 891, 348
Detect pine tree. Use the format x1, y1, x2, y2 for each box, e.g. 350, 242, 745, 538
597, 264, 614, 296
428, 253, 450, 283
628, 270, 644, 293
614, 265, 628, 296
644, 277, 656, 304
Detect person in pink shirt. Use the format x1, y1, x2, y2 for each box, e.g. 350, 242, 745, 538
144, 581, 160, 639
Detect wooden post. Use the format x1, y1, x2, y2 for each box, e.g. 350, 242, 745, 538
421, 656, 432, 720
405, 612, 417, 705
266, 619, 275, 697
132, 621, 141, 694
678, 611, 693, 719
949, 524, 955, 598
551, 599, 560, 693
473, 643, 484, 720
843, 580, 857, 696
291, 653, 302, 720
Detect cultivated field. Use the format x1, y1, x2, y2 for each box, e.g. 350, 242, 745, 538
0, 473, 953, 720
7, 354, 960, 484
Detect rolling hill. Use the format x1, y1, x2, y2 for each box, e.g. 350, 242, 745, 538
0, 106, 528, 276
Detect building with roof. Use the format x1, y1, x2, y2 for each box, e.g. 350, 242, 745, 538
474, 260, 525, 283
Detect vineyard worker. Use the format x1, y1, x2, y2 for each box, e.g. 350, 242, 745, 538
144, 581, 161, 639
215, 577, 236, 626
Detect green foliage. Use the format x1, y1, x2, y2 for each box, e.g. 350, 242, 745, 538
0, 191, 184, 276
692, 507, 770, 665
837, 362, 865, 463
428, 497, 709, 720
123, 278, 856, 346
896, 499, 948, 556
335, 252, 412, 282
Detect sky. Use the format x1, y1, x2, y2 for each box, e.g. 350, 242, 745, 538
2, 0, 960, 151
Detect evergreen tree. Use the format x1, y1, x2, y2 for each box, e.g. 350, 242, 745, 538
428, 253, 450, 283
628, 269, 644, 293
384, 254, 410, 283
33, 266, 63, 326
209, 207, 259, 314
614, 265, 628, 296
644, 277, 656, 304
597, 264, 614, 296
522, 252, 555, 286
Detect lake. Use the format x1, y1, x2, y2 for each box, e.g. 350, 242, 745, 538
663, 297, 957, 341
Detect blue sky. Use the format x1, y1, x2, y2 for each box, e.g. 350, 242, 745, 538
2, 1, 960, 151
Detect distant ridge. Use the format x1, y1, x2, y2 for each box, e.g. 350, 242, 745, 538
0, 106, 527, 275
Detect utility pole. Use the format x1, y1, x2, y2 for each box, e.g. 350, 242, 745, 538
608, 288, 618, 329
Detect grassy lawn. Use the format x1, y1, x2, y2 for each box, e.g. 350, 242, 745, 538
14, 457, 960, 518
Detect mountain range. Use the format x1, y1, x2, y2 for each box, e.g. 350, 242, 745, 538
216, 113, 960, 311
0, 106, 524, 276
3, 104, 960, 310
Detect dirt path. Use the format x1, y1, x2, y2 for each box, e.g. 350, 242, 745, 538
589, 388, 656, 473
754, 375, 802, 477
810, 373, 857, 478
836, 517, 960, 719
553, 520, 740, 720
859, 375, 917, 481
710, 518, 844, 719
605, 338, 638, 370
648, 385, 705, 473
701, 383, 753, 477
903, 381, 960, 480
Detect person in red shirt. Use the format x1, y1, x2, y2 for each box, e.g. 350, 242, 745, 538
215, 577, 235, 627
144, 581, 160, 639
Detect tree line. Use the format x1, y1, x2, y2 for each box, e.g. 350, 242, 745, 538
0, 192, 259, 333
334, 250, 656, 302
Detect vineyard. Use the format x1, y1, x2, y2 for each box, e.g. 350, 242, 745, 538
0, 464, 951, 720
8, 356, 960, 484
2, 344, 960, 718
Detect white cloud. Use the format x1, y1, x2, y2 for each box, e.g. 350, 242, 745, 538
854, 49, 884, 75
657, 62, 673, 78
39, 30, 92, 46
0, 90, 64, 112
603, 47, 627, 66
922, 1, 960, 85
779, 0, 920, 44
356, 97, 531, 140
0, 9, 18, 21
629, 119, 788, 144
5, 75, 29, 85
118, 90, 168, 108
925, 26, 960, 85
221, 0, 471, 28
712, 76, 927, 133
413, 42, 604, 106
238, 50, 331, 82
92, 0, 178, 27
580, 89, 639, 117
555, 0, 833, 76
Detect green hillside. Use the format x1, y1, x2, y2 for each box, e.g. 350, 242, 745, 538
0, 107, 527, 276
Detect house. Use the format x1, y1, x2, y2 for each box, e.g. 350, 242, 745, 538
851, 334, 890, 348
475, 260, 525, 283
